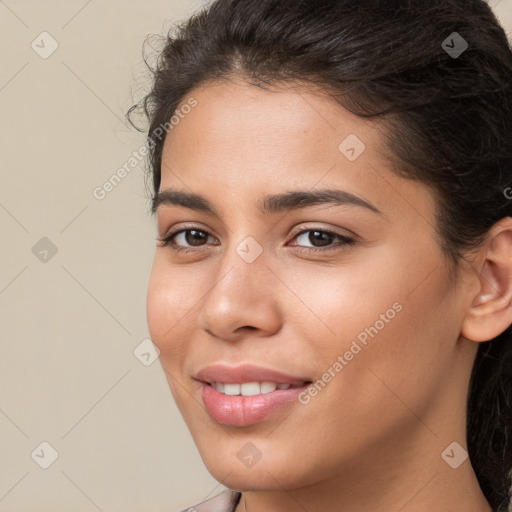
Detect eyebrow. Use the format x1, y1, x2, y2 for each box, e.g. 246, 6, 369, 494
152, 187, 383, 217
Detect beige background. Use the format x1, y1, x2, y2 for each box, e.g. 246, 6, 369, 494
1, 1, 511, 511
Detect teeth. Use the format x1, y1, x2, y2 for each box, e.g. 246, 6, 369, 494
223, 383, 241, 395
211, 381, 296, 395
261, 382, 278, 393
241, 382, 260, 396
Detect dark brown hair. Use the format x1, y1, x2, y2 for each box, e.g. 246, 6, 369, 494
127, 1, 512, 509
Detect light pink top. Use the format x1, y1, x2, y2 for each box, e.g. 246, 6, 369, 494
177, 489, 242, 512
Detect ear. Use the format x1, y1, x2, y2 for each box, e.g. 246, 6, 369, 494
461, 216, 512, 342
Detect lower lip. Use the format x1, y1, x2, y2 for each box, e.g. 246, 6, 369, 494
200, 382, 309, 427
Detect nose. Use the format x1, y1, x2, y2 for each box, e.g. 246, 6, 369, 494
198, 244, 282, 342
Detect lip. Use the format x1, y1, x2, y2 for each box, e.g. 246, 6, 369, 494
194, 363, 311, 386
194, 364, 312, 427
200, 381, 310, 427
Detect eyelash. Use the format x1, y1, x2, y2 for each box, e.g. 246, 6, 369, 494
156, 226, 356, 254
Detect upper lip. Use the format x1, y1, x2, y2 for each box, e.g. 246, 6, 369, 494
195, 364, 312, 385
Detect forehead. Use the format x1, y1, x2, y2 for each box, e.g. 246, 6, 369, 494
162, 79, 378, 164
161, 79, 383, 187
158, 79, 436, 228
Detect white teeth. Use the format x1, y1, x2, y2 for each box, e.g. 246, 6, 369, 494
241, 382, 260, 396
260, 382, 278, 393
211, 381, 297, 395
223, 383, 241, 395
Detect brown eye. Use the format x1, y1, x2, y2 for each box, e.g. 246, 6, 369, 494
157, 226, 355, 254
157, 227, 216, 253
289, 229, 355, 253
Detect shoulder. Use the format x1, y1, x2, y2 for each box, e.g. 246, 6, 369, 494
176, 489, 242, 512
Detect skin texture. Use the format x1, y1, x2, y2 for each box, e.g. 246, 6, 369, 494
146, 78, 512, 512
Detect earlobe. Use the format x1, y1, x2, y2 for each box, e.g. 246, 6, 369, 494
461, 217, 512, 343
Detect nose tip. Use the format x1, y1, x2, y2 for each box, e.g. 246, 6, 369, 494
197, 264, 282, 342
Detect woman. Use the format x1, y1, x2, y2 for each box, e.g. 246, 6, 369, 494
127, 0, 512, 510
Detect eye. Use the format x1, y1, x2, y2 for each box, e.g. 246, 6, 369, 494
156, 226, 356, 254
156, 227, 216, 254
288, 228, 355, 253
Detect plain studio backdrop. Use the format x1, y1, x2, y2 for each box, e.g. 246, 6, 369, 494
1, 1, 511, 511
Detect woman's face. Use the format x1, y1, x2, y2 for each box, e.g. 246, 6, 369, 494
146, 79, 477, 491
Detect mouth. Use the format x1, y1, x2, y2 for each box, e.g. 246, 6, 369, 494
199, 380, 313, 427
203, 381, 312, 396
194, 363, 314, 426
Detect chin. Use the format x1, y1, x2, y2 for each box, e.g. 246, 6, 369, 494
201, 448, 314, 492
209, 470, 292, 493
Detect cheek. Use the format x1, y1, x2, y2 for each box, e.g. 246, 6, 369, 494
146, 259, 199, 408
338, 264, 456, 423
146, 266, 170, 344
146, 255, 193, 353
284, 255, 406, 357
294, 243, 457, 397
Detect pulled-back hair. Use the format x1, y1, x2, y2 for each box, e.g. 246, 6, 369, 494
127, 1, 512, 509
